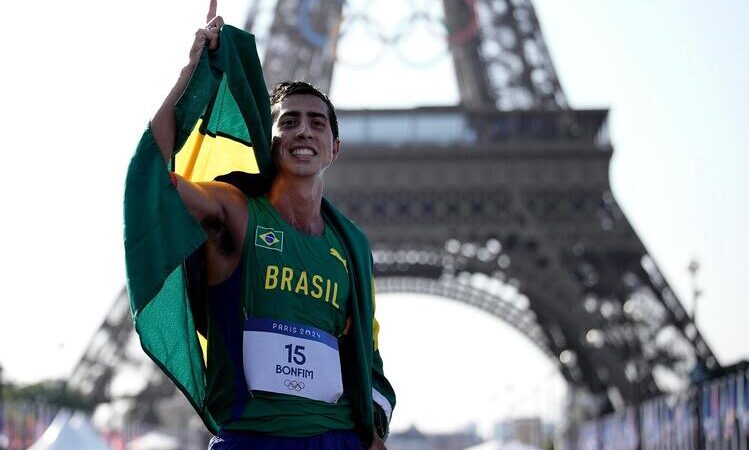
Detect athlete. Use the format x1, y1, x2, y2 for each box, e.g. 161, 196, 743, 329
148, 15, 393, 450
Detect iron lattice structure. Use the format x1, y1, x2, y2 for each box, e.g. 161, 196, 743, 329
67, 288, 176, 424
326, 106, 717, 408
68, 0, 718, 424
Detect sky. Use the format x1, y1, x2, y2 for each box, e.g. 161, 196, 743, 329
1, 0, 748, 437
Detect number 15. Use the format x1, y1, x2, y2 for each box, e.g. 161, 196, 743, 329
284, 344, 306, 365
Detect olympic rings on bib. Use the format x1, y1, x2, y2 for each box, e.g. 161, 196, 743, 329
284, 379, 306, 391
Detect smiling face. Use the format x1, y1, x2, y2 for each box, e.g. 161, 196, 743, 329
271, 94, 340, 179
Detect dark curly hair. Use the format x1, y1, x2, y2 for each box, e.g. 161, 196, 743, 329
269, 81, 339, 140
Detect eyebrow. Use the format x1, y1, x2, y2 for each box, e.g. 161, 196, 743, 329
279, 111, 329, 121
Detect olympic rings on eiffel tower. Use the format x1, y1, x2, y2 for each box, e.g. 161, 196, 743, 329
294, 0, 481, 68
334, 11, 390, 68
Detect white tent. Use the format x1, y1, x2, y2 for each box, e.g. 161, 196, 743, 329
27, 410, 113, 450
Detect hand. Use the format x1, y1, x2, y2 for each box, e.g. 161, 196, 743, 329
188, 15, 224, 64
367, 434, 387, 450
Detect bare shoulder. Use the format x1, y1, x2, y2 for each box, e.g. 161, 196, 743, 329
196, 181, 249, 251
197, 181, 248, 214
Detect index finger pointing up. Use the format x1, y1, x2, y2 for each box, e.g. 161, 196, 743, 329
206, 0, 217, 23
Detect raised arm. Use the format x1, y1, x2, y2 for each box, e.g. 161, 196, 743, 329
147, 16, 247, 271
151, 15, 223, 162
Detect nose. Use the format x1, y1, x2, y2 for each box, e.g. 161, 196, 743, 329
295, 120, 313, 139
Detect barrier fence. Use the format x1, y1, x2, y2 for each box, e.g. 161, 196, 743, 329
0, 401, 56, 450
579, 365, 749, 450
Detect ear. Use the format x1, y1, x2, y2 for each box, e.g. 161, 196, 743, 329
331, 138, 341, 162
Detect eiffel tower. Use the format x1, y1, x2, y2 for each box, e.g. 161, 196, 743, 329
68, 0, 718, 442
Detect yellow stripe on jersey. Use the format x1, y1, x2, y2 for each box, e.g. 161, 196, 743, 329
372, 278, 380, 350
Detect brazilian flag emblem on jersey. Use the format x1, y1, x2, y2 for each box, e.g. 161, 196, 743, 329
255, 226, 284, 251
123, 25, 272, 433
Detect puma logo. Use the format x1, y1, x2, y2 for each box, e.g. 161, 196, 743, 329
329, 248, 348, 273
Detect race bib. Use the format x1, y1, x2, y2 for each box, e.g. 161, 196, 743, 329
243, 318, 344, 403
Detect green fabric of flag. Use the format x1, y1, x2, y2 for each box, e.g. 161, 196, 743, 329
124, 25, 270, 433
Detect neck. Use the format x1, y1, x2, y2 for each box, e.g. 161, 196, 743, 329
268, 175, 325, 235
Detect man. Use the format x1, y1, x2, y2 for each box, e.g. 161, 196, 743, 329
144, 16, 394, 450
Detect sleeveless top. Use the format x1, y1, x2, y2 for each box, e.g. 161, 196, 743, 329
203, 196, 356, 436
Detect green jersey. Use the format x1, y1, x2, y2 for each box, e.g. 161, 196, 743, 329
204, 195, 356, 436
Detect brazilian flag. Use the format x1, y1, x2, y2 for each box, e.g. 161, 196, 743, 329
123, 25, 394, 442
123, 25, 271, 432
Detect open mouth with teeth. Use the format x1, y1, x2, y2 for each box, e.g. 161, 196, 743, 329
289, 147, 317, 157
